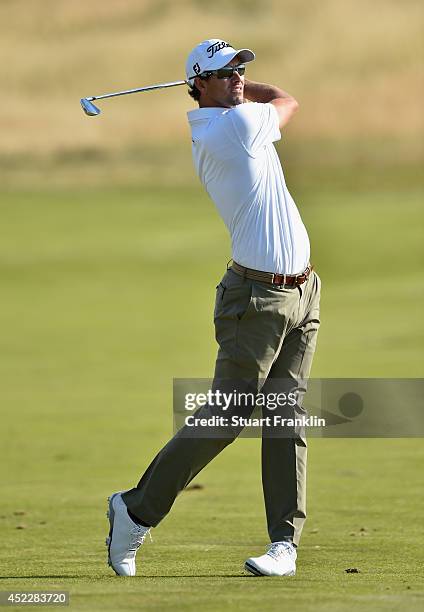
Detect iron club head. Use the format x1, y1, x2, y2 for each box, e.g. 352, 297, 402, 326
80, 98, 101, 116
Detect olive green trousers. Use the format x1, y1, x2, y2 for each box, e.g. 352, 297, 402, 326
123, 267, 320, 546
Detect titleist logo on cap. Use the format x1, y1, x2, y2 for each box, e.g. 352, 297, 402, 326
206, 41, 232, 59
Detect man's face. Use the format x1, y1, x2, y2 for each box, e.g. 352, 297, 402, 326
195, 56, 245, 108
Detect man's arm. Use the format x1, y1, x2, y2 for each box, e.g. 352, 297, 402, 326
243, 79, 299, 128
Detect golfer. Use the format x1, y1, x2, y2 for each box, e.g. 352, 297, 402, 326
106, 39, 321, 577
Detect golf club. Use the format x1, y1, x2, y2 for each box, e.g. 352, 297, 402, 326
80, 80, 188, 116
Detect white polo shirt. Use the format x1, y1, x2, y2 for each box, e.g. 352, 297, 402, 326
187, 102, 310, 275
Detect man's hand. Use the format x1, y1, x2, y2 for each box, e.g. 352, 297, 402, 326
243, 79, 299, 128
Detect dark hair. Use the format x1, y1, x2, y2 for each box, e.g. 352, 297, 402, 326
188, 83, 201, 101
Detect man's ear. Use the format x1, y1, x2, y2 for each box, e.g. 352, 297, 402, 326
194, 76, 207, 94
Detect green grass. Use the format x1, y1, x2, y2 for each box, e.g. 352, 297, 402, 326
1, 183, 423, 610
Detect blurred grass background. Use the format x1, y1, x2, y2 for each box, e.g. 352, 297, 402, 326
0, 0, 422, 187
1, 1, 423, 610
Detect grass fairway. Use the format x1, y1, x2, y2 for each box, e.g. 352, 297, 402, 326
1, 184, 423, 610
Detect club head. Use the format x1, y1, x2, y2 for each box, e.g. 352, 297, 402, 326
80, 98, 101, 116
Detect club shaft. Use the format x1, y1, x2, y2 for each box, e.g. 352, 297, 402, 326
88, 80, 187, 102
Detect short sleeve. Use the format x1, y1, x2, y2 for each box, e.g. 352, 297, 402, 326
229, 102, 281, 156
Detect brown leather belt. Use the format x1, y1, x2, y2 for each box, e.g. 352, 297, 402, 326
231, 261, 313, 287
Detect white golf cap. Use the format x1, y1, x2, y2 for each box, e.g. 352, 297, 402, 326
186, 38, 255, 87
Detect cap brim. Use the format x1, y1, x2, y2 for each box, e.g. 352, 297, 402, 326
234, 48, 255, 64
207, 47, 255, 71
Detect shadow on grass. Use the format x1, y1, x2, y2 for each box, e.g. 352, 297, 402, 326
1, 574, 254, 579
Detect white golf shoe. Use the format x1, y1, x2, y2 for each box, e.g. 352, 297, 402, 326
106, 491, 151, 576
245, 541, 297, 576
